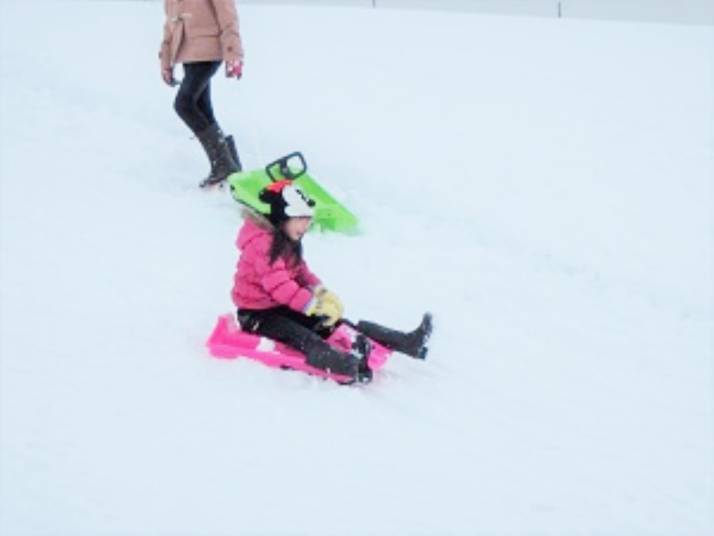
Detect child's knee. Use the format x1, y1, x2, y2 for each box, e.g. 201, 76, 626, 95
237, 310, 260, 332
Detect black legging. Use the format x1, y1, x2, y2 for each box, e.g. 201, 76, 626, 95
237, 306, 338, 356
174, 61, 221, 134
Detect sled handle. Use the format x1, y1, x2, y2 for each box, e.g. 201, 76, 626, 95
266, 152, 308, 182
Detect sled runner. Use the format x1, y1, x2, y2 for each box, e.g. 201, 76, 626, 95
206, 313, 391, 384
227, 152, 359, 234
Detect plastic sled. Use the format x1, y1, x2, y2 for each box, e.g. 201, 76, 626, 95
206, 313, 391, 383
227, 152, 359, 234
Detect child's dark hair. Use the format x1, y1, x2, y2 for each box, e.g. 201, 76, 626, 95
269, 228, 303, 266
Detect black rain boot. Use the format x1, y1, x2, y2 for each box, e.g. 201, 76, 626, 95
196, 123, 239, 188
356, 313, 433, 360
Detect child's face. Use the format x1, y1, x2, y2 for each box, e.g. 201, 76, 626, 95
283, 217, 312, 241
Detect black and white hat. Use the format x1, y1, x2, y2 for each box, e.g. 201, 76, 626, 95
259, 179, 316, 226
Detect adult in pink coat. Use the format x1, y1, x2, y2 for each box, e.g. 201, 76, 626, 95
159, 0, 245, 187
231, 180, 433, 383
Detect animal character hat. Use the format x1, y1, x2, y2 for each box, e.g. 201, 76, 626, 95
259, 179, 316, 226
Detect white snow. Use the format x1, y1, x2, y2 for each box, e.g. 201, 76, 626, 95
1, 1, 712, 535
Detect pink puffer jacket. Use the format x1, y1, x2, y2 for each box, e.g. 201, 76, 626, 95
231, 216, 321, 312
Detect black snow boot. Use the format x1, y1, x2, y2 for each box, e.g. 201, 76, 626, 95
304, 333, 373, 385
225, 134, 243, 173
305, 342, 359, 383
196, 123, 240, 188
352, 333, 373, 384
356, 313, 433, 359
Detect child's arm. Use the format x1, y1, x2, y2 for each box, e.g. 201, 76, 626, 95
297, 260, 322, 289
258, 257, 314, 313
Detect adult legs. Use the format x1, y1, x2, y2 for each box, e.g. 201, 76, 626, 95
173, 61, 239, 186
174, 61, 221, 134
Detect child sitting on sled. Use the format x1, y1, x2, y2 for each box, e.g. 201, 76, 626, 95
231, 179, 432, 383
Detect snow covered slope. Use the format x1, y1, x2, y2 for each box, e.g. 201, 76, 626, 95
1, 1, 712, 534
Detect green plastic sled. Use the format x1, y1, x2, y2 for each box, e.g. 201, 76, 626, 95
227, 152, 359, 234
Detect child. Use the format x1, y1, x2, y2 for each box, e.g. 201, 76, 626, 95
231, 179, 432, 383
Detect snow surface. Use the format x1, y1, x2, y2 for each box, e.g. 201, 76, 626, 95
1, 1, 713, 535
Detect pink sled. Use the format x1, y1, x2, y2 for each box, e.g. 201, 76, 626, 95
206, 313, 392, 383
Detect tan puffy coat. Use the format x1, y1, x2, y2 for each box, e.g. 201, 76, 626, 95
159, 0, 244, 69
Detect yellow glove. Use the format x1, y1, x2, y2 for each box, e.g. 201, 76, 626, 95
307, 287, 343, 326
315, 287, 344, 319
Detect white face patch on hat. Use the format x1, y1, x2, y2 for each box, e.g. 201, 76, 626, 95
282, 184, 315, 218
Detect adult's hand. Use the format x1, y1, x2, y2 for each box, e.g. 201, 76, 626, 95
161, 66, 178, 87
226, 60, 243, 80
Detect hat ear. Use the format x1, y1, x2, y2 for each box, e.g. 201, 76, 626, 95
258, 185, 289, 226
259, 188, 273, 204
